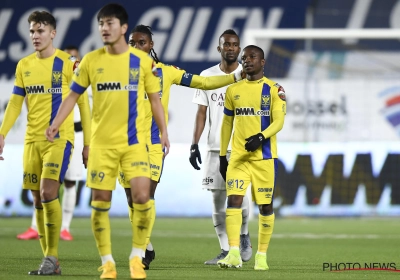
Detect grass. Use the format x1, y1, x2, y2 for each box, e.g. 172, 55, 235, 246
1, 217, 400, 279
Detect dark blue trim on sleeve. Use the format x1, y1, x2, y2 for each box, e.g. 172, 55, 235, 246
70, 81, 86, 94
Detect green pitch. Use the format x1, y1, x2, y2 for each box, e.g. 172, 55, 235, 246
1, 217, 399, 279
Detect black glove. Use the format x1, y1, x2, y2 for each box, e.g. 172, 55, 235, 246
219, 156, 228, 182
189, 144, 202, 170
245, 133, 265, 152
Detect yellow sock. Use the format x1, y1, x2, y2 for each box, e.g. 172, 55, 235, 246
258, 213, 275, 253
226, 208, 242, 247
42, 198, 62, 258
35, 207, 46, 256
145, 199, 155, 246
128, 205, 134, 224
132, 201, 152, 250
91, 201, 112, 257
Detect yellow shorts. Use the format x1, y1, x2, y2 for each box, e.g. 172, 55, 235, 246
226, 158, 277, 205
118, 143, 164, 188
23, 140, 73, 190
87, 144, 150, 191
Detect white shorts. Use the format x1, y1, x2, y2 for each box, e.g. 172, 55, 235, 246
64, 132, 84, 181
202, 151, 231, 190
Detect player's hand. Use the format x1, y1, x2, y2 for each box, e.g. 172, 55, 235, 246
0, 134, 4, 160
219, 156, 228, 182
161, 133, 170, 157
45, 125, 59, 143
189, 144, 202, 170
82, 146, 89, 168
245, 133, 265, 152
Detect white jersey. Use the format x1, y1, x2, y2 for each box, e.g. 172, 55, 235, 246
192, 63, 242, 151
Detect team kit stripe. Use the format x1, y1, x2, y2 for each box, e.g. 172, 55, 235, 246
51, 57, 63, 138
59, 141, 73, 183
151, 68, 163, 144
128, 54, 139, 145
261, 83, 272, 159
224, 107, 234, 116
180, 72, 193, 87
12, 86, 26, 97
70, 81, 86, 94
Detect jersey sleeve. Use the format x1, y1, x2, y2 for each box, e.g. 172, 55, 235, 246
144, 59, 161, 94
192, 89, 208, 106
261, 85, 286, 139
76, 90, 91, 146
220, 86, 234, 156
70, 55, 90, 94
0, 62, 25, 137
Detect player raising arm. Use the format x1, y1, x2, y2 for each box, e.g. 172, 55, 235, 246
117, 24, 245, 270
0, 11, 90, 275
217, 45, 286, 271
46, 4, 169, 280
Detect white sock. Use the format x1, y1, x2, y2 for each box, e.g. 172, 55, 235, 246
146, 242, 154, 251
240, 195, 250, 235
31, 211, 37, 231
61, 185, 76, 231
211, 190, 229, 251
101, 254, 115, 265
130, 248, 144, 260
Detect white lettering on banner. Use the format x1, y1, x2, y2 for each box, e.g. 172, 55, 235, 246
181, 8, 212, 61
206, 8, 247, 61
390, 1, 400, 31
137, 7, 173, 56
9, 7, 47, 61
52, 9, 82, 48
80, 9, 103, 56
206, 7, 283, 61
0, 9, 13, 61
163, 8, 194, 60
344, 0, 373, 45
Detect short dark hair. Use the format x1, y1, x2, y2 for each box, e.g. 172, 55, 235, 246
219, 29, 239, 41
28, 11, 56, 29
63, 45, 79, 51
97, 3, 128, 25
244, 45, 265, 58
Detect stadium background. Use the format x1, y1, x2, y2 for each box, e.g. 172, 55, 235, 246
1, 0, 400, 217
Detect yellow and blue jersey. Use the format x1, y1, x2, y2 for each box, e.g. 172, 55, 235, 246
223, 77, 286, 161
71, 46, 161, 149
145, 62, 236, 145
0, 49, 81, 144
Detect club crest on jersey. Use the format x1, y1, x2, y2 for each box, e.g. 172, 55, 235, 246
129, 68, 139, 82
262, 96, 270, 106
52, 71, 62, 85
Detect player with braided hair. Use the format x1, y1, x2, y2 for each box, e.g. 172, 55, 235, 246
118, 24, 245, 269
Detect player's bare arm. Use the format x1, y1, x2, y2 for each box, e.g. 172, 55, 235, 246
189, 104, 207, 170
45, 90, 80, 142
147, 92, 170, 155
76, 91, 91, 168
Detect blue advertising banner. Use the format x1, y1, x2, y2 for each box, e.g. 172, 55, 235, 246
0, 0, 310, 80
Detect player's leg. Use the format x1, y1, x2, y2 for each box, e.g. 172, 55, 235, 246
239, 191, 252, 262
87, 147, 119, 279
16, 210, 39, 240
142, 143, 163, 269
251, 159, 277, 271
34, 140, 73, 275
121, 144, 152, 280
203, 151, 229, 264
22, 142, 49, 275
60, 179, 76, 241
61, 131, 83, 241
218, 160, 250, 269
